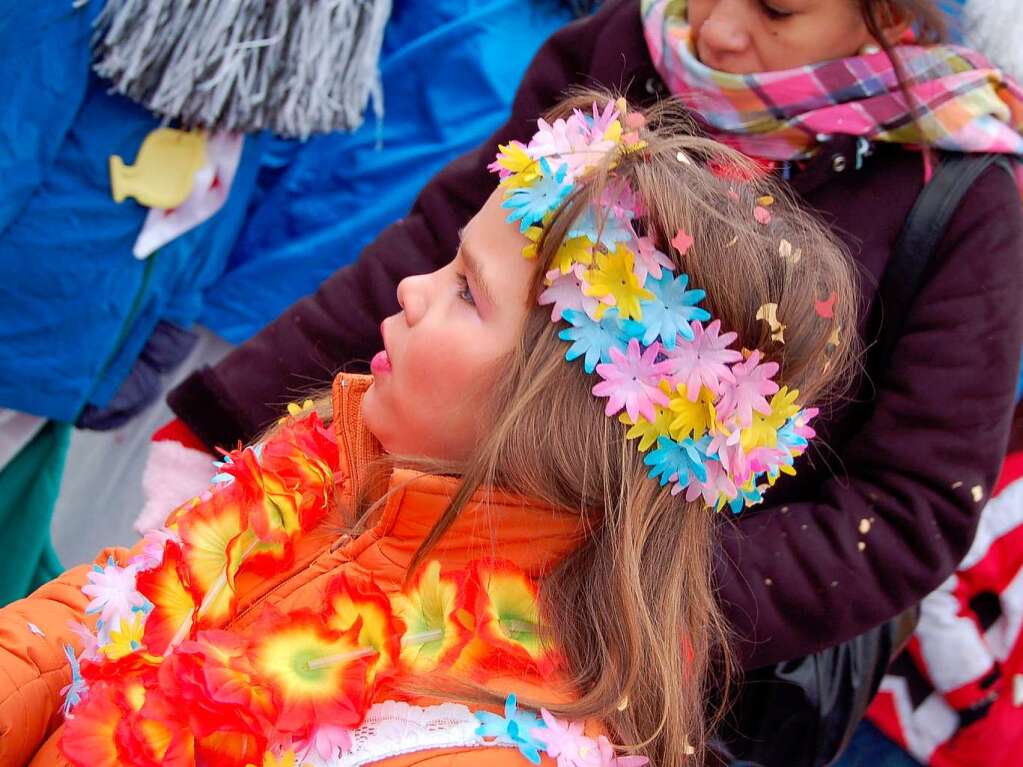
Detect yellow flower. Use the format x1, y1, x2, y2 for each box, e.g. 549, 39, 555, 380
247, 750, 310, 767
668, 384, 717, 440
102, 611, 146, 661
738, 387, 801, 451
494, 142, 540, 188
583, 244, 653, 321
549, 236, 594, 275
522, 226, 543, 260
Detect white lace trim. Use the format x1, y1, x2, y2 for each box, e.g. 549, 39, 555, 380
322, 700, 509, 767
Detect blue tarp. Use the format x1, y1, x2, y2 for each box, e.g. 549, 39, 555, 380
0, 0, 571, 421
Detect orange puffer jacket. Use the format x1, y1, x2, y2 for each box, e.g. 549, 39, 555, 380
0, 374, 589, 766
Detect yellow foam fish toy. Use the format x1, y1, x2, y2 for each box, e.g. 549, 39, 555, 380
109, 128, 207, 209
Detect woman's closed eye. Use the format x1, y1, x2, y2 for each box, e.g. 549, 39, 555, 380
760, 1, 794, 20
455, 272, 476, 306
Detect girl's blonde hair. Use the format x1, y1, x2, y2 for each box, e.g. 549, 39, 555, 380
322, 90, 859, 765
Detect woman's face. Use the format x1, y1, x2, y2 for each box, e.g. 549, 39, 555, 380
361, 189, 535, 462
688, 0, 883, 74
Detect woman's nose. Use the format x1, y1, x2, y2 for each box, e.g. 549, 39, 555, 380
700, 1, 752, 56
396, 274, 427, 326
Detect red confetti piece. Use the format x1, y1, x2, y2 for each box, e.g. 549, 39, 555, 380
815, 291, 838, 318
671, 228, 694, 255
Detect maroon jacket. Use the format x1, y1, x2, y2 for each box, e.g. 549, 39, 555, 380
168, 0, 1023, 669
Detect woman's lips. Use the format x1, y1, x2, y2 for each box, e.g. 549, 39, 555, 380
370, 350, 391, 375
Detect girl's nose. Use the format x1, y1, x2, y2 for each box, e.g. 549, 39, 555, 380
396, 274, 427, 326
699, 2, 752, 58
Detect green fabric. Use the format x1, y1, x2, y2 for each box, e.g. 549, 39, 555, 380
0, 421, 71, 606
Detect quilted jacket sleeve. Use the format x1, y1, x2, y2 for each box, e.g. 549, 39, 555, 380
720, 165, 1023, 669
0, 545, 133, 766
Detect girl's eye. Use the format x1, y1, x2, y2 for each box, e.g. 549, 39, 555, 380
760, 1, 793, 20
455, 273, 476, 306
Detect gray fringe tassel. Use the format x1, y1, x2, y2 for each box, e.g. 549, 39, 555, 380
92, 0, 393, 139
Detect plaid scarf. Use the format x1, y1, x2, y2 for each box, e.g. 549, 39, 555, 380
641, 0, 1023, 173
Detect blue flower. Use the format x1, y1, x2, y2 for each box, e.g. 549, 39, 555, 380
728, 481, 764, 515
559, 308, 632, 374
61, 644, 88, 717
568, 204, 634, 248
644, 436, 708, 487
476, 694, 548, 764
626, 272, 710, 349
776, 418, 809, 455
503, 158, 572, 233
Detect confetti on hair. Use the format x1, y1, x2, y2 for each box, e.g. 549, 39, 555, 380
779, 239, 802, 263
755, 303, 786, 344
757, 195, 775, 207
670, 228, 694, 255
754, 206, 772, 225
815, 291, 838, 319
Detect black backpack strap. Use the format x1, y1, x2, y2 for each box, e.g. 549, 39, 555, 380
870, 153, 1012, 372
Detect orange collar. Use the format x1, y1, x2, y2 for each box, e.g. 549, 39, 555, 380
330, 373, 584, 576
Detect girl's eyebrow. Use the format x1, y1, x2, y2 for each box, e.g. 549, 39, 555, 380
458, 231, 496, 307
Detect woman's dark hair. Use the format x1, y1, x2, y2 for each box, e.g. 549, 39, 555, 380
860, 1, 949, 144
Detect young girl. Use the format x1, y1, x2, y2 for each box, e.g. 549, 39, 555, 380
0, 93, 857, 767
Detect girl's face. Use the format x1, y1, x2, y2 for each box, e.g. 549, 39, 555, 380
688, 0, 883, 74
361, 190, 535, 461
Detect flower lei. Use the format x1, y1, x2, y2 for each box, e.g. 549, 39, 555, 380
57, 412, 643, 767
489, 99, 817, 512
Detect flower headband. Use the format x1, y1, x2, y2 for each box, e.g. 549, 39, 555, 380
488, 99, 817, 512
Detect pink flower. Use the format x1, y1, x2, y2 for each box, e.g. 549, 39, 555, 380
532, 709, 602, 767
663, 320, 742, 398
539, 265, 600, 322
82, 559, 146, 628
633, 235, 675, 283
293, 724, 353, 762
715, 350, 780, 427
685, 458, 738, 508
794, 407, 819, 440
597, 736, 649, 767
129, 527, 180, 571
67, 620, 102, 662
593, 340, 673, 422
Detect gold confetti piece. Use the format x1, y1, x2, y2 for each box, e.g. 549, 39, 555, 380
827, 324, 842, 347
684, 742, 696, 756
726, 235, 738, 247
756, 302, 786, 344
617, 696, 630, 711
858, 541, 866, 552
675, 150, 692, 165
951, 480, 964, 489
859, 518, 872, 534
971, 485, 984, 503
757, 195, 775, 206
778, 239, 802, 264
764, 577, 774, 586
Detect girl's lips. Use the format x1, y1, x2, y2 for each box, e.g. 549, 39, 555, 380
370, 350, 392, 375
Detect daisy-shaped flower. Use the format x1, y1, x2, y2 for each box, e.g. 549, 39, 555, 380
715, 350, 780, 427
633, 235, 675, 283
569, 205, 634, 250
739, 387, 800, 451
504, 158, 572, 233
83, 558, 146, 629
489, 141, 540, 188
628, 272, 710, 349
584, 245, 654, 322
685, 455, 738, 509
596, 736, 649, 767
793, 407, 819, 440
476, 694, 547, 765
549, 235, 595, 275
559, 308, 631, 374
727, 479, 764, 515
539, 265, 600, 322
710, 439, 754, 488
67, 620, 102, 662
60, 644, 88, 717
532, 709, 602, 767
522, 225, 544, 260
619, 382, 674, 452
593, 340, 673, 422
644, 436, 708, 488
663, 320, 742, 398
527, 116, 580, 159
667, 384, 716, 440
101, 609, 147, 661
